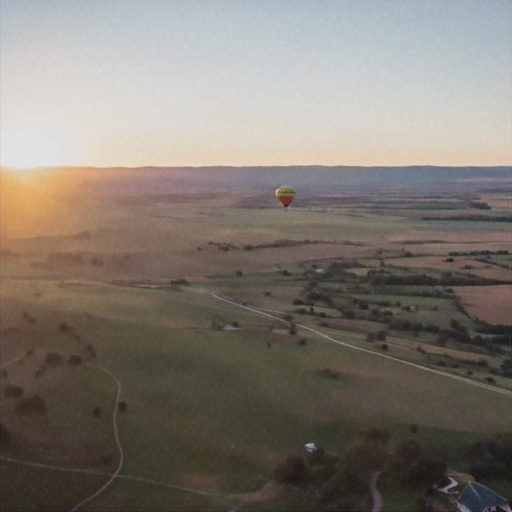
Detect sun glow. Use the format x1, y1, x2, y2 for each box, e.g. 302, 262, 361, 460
0, 122, 72, 170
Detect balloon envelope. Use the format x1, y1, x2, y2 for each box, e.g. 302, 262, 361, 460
275, 185, 296, 208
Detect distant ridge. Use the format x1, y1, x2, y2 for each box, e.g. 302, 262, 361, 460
2, 165, 510, 195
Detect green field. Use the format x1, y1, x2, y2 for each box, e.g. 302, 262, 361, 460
1, 171, 511, 511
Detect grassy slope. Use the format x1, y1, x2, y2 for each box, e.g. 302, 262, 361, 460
1, 188, 510, 510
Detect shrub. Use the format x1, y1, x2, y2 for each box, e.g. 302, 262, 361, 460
273, 455, 306, 485
21, 311, 37, 324
45, 352, 63, 366
380, 343, 389, 351
1, 423, 12, 448
68, 355, 83, 365
3, 384, 23, 398
16, 395, 46, 416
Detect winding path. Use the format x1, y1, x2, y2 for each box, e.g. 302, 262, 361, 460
370, 471, 383, 512
1, 456, 242, 500
70, 364, 124, 512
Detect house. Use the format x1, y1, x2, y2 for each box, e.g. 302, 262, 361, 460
455, 482, 511, 512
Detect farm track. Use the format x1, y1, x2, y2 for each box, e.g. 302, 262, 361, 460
70, 364, 124, 512
194, 288, 512, 397
2, 278, 509, 511
370, 471, 383, 512
1, 359, 243, 510
1, 456, 244, 500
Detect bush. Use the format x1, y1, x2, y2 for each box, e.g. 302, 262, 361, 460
1, 423, 12, 448
376, 330, 387, 341
21, 311, 37, 324
3, 384, 23, 398
16, 395, 46, 416
118, 401, 127, 413
68, 355, 83, 365
273, 455, 306, 485
45, 352, 63, 366
380, 343, 389, 351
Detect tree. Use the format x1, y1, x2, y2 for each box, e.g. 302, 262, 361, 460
1, 423, 12, 449
68, 355, 83, 365
16, 395, 46, 416
3, 384, 23, 398
273, 455, 306, 485
93, 407, 102, 418
118, 401, 127, 413
376, 330, 387, 341
45, 352, 63, 366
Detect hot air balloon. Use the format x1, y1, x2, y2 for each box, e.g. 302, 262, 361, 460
275, 185, 296, 209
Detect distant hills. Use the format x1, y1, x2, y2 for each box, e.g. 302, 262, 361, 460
2, 165, 510, 196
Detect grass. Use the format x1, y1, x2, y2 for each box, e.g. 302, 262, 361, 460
2, 185, 510, 510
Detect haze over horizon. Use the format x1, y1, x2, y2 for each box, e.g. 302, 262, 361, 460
1, 0, 511, 170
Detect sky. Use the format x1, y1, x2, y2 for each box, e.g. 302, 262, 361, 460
1, 0, 511, 169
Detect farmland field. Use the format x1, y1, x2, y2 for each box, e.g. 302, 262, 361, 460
1, 167, 511, 511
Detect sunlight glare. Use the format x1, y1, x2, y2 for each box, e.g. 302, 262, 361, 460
1, 124, 70, 170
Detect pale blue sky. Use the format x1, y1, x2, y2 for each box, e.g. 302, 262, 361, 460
1, 0, 511, 168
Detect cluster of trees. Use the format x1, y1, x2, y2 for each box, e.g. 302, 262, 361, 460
463, 435, 511, 480
368, 270, 508, 287
468, 201, 492, 210
475, 323, 511, 345
271, 429, 446, 511
16, 395, 46, 416
422, 214, 511, 222
448, 250, 509, 257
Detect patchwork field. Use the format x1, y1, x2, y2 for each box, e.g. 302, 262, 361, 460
1, 167, 511, 511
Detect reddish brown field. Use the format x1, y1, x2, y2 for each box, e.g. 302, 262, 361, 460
453, 285, 512, 325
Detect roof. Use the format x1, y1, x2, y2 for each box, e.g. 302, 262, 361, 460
456, 483, 509, 512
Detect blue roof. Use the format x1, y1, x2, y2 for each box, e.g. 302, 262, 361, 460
457, 483, 508, 512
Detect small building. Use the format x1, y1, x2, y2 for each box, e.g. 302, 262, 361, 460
455, 482, 511, 512
304, 443, 318, 453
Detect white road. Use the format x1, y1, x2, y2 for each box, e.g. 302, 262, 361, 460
194, 287, 512, 397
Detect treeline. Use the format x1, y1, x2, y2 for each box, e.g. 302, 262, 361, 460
462, 435, 510, 481
422, 215, 511, 222
448, 250, 510, 257
197, 239, 335, 252
367, 270, 509, 287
